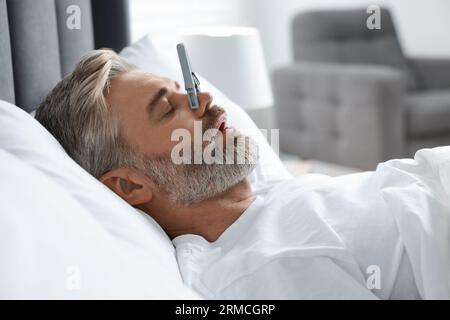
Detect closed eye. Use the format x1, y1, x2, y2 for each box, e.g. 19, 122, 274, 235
165, 107, 174, 116
164, 103, 176, 117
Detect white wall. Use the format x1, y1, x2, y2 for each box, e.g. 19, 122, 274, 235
244, 0, 450, 71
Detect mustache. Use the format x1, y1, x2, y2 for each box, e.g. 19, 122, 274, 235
202, 105, 226, 134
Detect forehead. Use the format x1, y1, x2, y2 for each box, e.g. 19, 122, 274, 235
105, 69, 176, 120
109, 69, 173, 95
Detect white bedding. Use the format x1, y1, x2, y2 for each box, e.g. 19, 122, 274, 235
0, 100, 201, 299
173, 147, 450, 299
376, 147, 450, 298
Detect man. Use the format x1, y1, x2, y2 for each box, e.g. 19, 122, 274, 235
36, 49, 449, 299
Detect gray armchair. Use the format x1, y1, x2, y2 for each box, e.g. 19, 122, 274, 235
272, 8, 450, 169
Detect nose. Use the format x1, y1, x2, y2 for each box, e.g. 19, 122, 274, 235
192, 91, 213, 117
170, 90, 213, 116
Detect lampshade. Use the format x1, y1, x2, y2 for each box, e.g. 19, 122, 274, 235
180, 26, 273, 110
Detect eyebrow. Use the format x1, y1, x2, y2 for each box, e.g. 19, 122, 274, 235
147, 87, 169, 115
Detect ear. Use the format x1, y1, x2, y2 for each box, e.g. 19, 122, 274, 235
100, 167, 152, 206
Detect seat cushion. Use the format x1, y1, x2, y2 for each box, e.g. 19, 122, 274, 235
406, 90, 450, 137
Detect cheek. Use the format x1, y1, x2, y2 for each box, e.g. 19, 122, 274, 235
135, 129, 169, 155
167, 118, 200, 148
124, 118, 174, 155
144, 111, 200, 154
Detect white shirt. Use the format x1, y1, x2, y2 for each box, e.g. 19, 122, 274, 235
173, 147, 450, 299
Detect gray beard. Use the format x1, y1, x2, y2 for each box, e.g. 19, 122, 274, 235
139, 133, 259, 206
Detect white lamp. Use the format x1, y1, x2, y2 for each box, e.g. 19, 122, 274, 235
180, 26, 274, 128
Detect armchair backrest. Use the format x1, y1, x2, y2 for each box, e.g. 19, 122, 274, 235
292, 8, 417, 88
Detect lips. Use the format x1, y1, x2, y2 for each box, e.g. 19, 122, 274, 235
216, 114, 227, 134
219, 121, 226, 133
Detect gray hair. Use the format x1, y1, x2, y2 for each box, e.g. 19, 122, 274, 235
36, 49, 137, 178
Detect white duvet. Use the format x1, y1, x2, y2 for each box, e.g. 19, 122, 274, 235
173, 147, 450, 299
375, 147, 450, 298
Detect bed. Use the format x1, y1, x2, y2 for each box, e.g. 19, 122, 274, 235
4, 0, 450, 302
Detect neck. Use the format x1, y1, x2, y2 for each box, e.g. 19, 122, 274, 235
141, 178, 255, 242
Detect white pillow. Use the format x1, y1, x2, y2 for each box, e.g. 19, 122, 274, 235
119, 34, 292, 191
0, 100, 201, 299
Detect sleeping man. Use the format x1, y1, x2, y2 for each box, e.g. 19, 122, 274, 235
36, 49, 450, 299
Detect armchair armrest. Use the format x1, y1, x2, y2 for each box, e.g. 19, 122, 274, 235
408, 57, 450, 90
272, 62, 407, 169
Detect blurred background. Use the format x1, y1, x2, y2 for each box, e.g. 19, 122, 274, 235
129, 0, 450, 176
